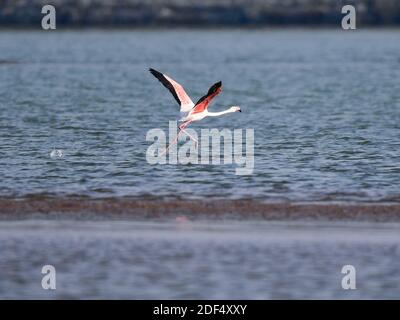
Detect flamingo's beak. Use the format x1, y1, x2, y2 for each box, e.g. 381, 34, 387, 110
238, 109, 242, 112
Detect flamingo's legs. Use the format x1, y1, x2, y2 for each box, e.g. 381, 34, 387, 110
180, 127, 198, 147
159, 121, 192, 157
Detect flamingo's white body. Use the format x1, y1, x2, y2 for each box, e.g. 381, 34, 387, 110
149, 68, 241, 155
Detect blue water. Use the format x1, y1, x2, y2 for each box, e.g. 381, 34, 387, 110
0, 219, 399, 299
0, 29, 400, 201
1, 30, 400, 300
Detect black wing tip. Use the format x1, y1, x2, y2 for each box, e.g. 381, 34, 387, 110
213, 81, 222, 90
148, 68, 181, 106
149, 68, 160, 75
149, 68, 166, 82
207, 81, 222, 95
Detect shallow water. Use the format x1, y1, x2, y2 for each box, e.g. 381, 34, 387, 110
0, 219, 399, 299
0, 29, 400, 202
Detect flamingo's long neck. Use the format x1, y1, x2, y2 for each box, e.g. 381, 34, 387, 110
207, 109, 234, 117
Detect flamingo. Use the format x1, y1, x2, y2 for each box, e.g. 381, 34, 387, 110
149, 68, 241, 155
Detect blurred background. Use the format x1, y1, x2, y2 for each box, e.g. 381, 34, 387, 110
1, 0, 400, 27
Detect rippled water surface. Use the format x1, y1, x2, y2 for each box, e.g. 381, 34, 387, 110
0, 220, 399, 299
0, 29, 399, 201
1, 30, 400, 300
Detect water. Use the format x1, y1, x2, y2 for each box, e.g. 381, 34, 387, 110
1, 29, 400, 300
0, 29, 399, 202
0, 219, 399, 299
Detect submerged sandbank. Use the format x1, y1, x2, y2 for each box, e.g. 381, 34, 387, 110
0, 197, 400, 221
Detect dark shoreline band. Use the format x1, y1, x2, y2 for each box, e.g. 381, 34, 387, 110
2, 0, 399, 26
1, 198, 400, 222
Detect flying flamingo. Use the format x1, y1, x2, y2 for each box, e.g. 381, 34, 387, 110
149, 68, 241, 155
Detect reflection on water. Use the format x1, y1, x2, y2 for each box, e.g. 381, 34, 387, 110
0, 219, 399, 299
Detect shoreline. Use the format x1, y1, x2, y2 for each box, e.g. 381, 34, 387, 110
2, 0, 400, 28
1, 26, 400, 31
1, 198, 400, 222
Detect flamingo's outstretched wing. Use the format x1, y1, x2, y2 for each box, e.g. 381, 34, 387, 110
149, 68, 195, 113
190, 81, 222, 115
